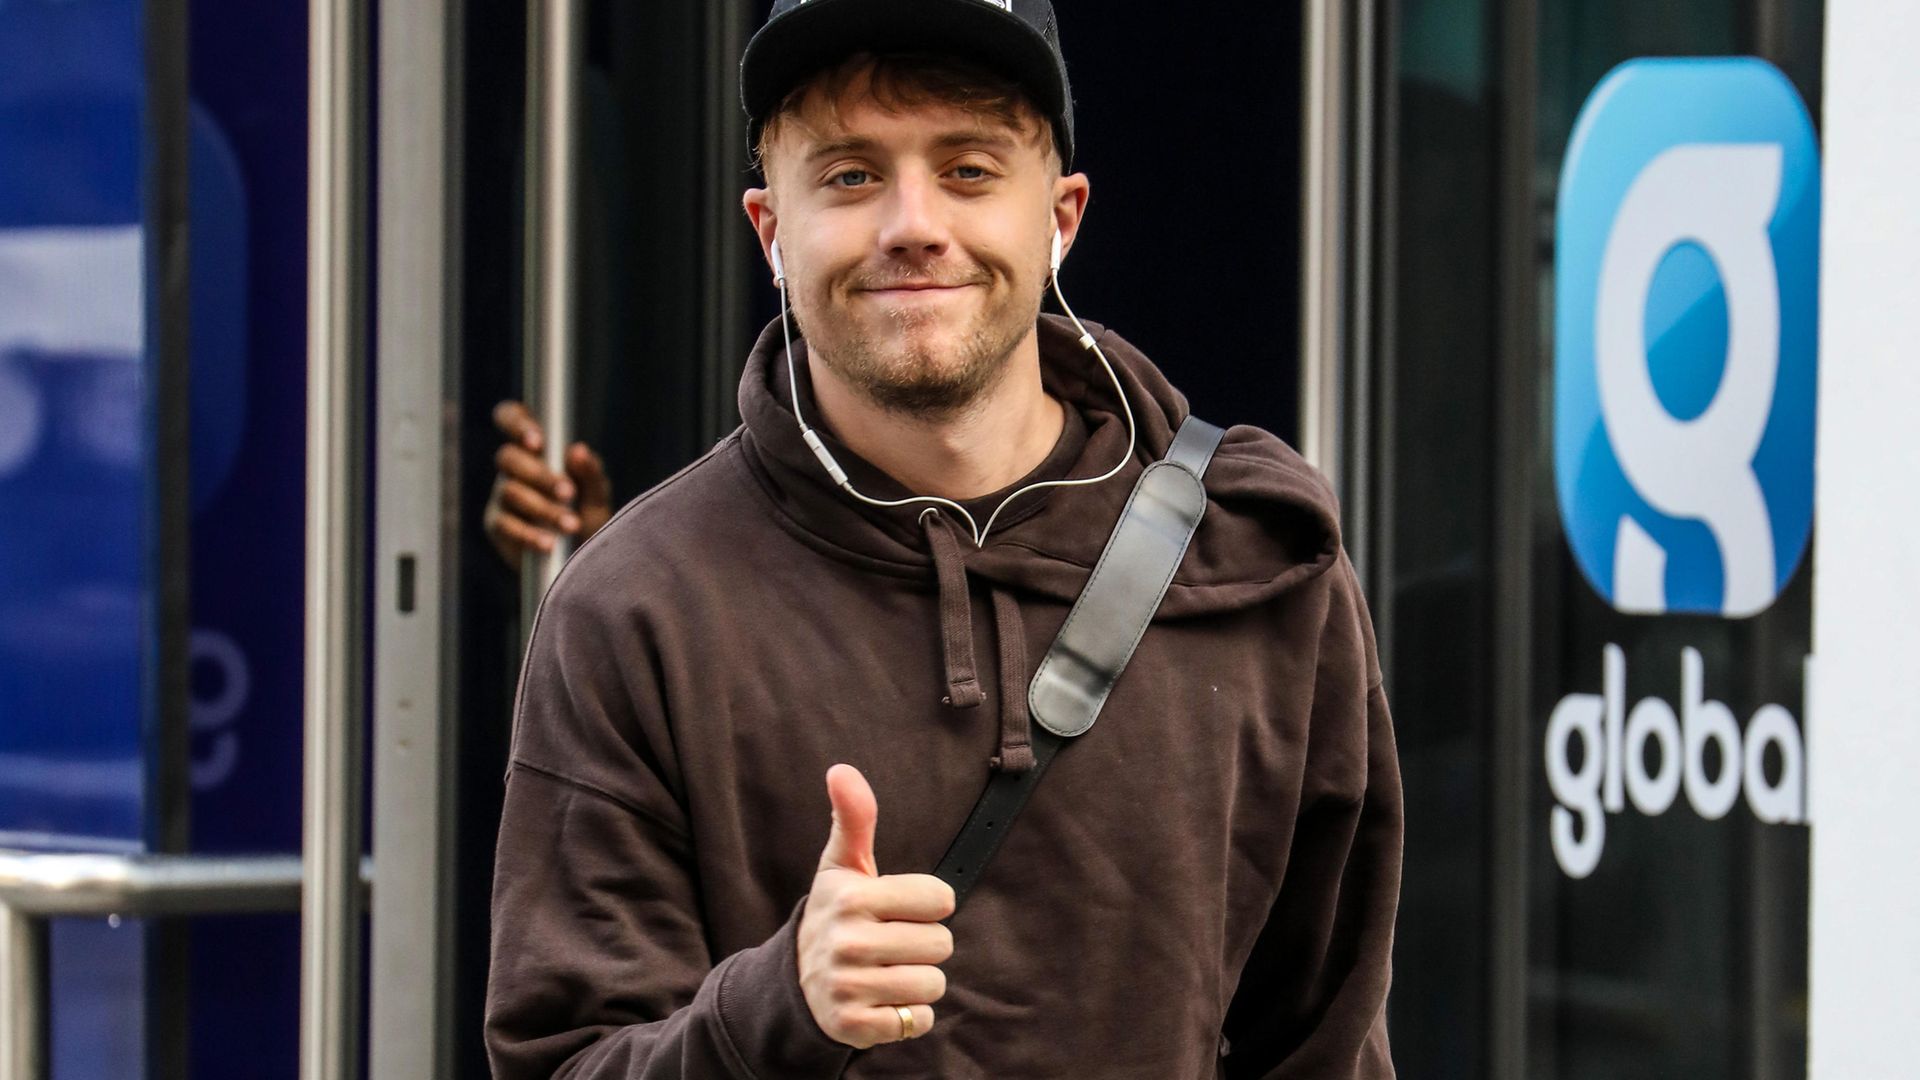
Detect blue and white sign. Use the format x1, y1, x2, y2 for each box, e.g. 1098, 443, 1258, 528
0, 0, 153, 853
1553, 58, 1820, 618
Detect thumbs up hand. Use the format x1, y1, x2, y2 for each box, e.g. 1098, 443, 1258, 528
797, 764, 956, 1049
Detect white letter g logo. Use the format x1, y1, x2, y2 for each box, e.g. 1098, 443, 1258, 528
1595, 143, 1783, 617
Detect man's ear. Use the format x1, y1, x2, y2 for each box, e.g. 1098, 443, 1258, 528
743, 187, 779, 283
1050, 173, 1092, 270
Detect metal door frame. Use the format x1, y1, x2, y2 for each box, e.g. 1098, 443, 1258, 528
1300, 0, 1381, 586
1302, 1, 1532, 1076
366, 0, 466, 1076
302, 0, 371, 1075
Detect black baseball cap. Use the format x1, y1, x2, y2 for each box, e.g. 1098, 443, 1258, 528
741, 0, 1075, 168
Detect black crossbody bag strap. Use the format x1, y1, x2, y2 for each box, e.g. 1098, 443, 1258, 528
934, 416, 1226, 917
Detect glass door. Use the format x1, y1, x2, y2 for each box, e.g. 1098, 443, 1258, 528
1372, 1, 1822, 1076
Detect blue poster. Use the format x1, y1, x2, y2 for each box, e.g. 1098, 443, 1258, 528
0, 0, 152, 854
0, 1, 157, 1076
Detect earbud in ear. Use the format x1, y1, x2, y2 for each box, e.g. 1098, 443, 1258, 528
770, 239, 786, 286
1049, 231, 1063, 274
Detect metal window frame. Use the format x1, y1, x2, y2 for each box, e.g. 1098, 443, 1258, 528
143, 0, 195, 1074
1369, 0, 1401, 687
699, 0, 754, 445
368, 0, 466, 1075
145, 0, 193, 873
1489, 0, 1538, 1077
1300, 0, 1383, 588
1314, 0, 1535, 1075
1300, 0, 1348, 495
302, 0, 371, 1076
519, 0, 585, 617
0, 854, 369, 1080
0, 901, 42, 1080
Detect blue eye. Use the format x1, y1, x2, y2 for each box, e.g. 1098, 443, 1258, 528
833, 170, 871, 188
954, 165, 987, 180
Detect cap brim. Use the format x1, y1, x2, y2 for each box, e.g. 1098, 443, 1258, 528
742, 0, 1068, 154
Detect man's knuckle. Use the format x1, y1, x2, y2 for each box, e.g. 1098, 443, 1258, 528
824, 1006, 854, 1039
847, 884, 882, 917
829, 936, 865, 967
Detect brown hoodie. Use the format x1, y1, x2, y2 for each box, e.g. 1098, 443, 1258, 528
485, 314, 1402, 1079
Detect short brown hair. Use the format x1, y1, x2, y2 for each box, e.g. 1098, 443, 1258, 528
752, 51, 1059, 177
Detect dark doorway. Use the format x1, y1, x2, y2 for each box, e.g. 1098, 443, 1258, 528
450, 5, 1304, 1073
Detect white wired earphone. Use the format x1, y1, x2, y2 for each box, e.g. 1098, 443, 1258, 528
772, 230, 1138, 548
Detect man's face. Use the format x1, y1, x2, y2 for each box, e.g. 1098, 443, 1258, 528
745, 72, 1088, 418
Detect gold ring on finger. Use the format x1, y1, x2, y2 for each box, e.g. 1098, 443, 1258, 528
896, 1004, 915, 1039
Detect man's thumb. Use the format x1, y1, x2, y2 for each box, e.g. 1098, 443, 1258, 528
818, 764, 879, 877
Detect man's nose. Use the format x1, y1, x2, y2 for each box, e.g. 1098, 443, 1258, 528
875, 169, 951, 263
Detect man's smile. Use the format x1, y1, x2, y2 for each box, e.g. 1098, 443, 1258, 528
854, 282, 980, 302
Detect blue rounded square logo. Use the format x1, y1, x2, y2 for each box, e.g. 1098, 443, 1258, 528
1554, 58, 1819, 618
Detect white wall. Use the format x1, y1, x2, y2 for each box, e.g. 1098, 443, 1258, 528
1809, 3, 1920, 1076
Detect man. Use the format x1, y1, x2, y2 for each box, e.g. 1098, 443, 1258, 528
486, 2, 1402, 1077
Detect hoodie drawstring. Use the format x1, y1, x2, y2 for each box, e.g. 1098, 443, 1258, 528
921, 511, 1037, 774
987, 587, 1035, 774
923, 511, 985, 709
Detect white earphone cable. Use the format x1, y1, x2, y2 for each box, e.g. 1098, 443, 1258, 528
778, 243, 1138, 548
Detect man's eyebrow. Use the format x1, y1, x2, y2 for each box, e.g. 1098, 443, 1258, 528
931, 129, 1019, 151
801, 129, 1021, 163
804, 136, 877, 162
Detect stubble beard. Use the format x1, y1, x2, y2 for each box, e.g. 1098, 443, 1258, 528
797, 276, 1041, 422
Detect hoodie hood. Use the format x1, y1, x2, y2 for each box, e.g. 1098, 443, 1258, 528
738, 313, 1343, 616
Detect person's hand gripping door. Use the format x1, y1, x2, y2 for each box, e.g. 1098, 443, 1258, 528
482, 399, 614, 567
